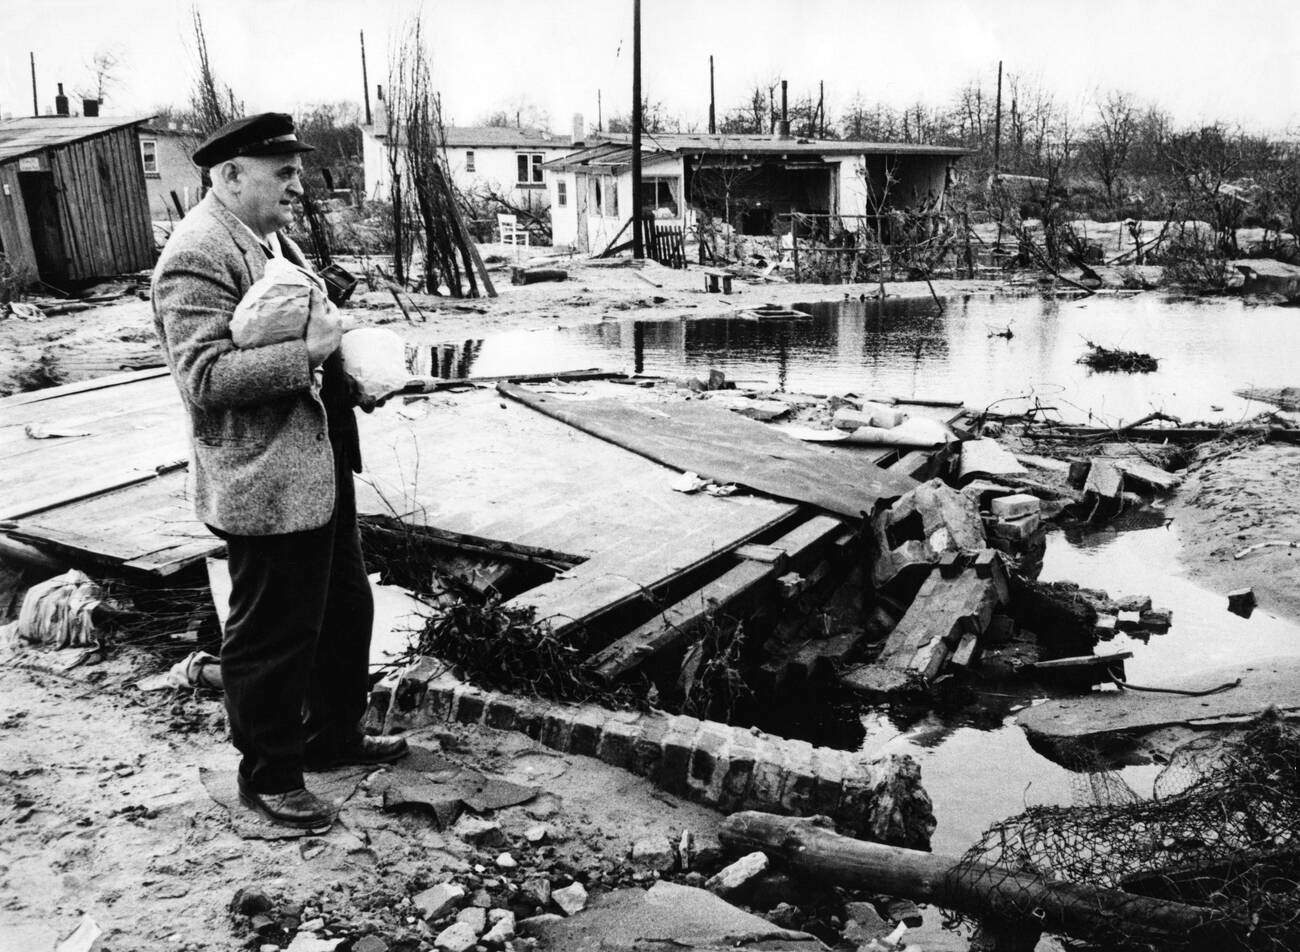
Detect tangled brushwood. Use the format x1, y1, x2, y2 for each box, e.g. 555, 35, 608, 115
951, 714, 1300, 950
401, 569, 640, 709
1079, 340, 1160, 373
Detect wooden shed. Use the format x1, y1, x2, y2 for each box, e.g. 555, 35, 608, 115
0, 115, 156, 288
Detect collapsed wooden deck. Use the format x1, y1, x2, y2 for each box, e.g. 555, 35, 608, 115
0, 370, 955, 673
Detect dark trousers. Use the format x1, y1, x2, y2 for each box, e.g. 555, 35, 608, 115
212, 439, 374, 793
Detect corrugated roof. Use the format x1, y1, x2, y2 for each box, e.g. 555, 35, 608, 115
545, 132, 968, 172
0, 115, 155, 163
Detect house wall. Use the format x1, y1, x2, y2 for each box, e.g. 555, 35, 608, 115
549, 170, 579, 248
361, 129, 567, 213
0, 162, 39, 282
577, 158, 686, 254
139, 131, 202, 220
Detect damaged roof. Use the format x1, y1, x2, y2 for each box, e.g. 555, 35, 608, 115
546, 132, 968, 172
0, 115, 155, 163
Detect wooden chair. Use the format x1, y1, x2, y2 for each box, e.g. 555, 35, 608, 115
497, 213, 530, 246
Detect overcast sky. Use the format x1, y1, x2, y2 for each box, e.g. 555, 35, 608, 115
3, 0, 1299, 135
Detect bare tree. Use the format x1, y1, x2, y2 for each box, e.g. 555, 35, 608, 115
75, 48, 123, 105
1163, 123, 1251, 253
1084, 90, 1138, 207
187, 6, 243, 138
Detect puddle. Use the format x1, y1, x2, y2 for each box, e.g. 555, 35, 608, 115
409, 293, 1300, 853
410, 292, 1300, 424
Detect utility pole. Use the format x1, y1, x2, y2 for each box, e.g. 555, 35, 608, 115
993, 60, 1003, 177
631, 0, 643, 259
708, 55, 716, 135
597, 89, 603, 133
30, 52, 38, 117
360, 31, 372, 125
818, 80, 825, 138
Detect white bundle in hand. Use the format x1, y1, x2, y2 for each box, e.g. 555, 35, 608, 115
341, 328, 409, 403
230, 257, 328, 348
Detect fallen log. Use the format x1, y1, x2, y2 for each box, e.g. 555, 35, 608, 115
510, 267, 568, 285
719, 812, 1240, 950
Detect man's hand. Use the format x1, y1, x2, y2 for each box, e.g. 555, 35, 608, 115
305, 298, 342, 367
347, 375, 392, 414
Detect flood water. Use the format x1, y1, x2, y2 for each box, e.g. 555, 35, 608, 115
416, 291, 1300, 856
417, 291, 1300, 425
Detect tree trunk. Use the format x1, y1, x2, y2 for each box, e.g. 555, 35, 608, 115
718, 812, 1240, 950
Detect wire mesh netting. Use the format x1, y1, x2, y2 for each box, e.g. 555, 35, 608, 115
949, 714, 1300, 950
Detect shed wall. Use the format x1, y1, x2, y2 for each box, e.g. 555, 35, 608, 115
0, 163, 39, 282
49, 126, 155, 280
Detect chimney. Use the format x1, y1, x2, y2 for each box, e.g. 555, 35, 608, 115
376, 84, 384, 102
82, 98, 99, 117
571, 112, 585, 147
55, 82, 69, 116
776, 80, 790, 139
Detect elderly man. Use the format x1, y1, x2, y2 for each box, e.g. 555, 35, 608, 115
152, 113, 406, 833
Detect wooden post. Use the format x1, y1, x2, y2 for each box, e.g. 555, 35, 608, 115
708, 55, 716, 135
720, 813, 1240, 949
30, 52, 38, 117
790, 217, 799, 282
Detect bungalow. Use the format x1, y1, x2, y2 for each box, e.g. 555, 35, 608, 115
0, 115, 155, 287
361, 116, 574, 213
544, 132, 968, 254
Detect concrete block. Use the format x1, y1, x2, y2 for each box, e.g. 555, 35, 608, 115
595, 714, 640, 770
990, 493, 1041, 520
988, 512, 1041, 541
1228, 588, 1257, 617
452, 685, 488, 724
689, 724, 731, 795
566, 707, 606, 757
1140, 609, 1172, 632
484, 697, 517, 731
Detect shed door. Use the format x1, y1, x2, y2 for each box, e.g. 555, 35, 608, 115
19, 172, 68, 287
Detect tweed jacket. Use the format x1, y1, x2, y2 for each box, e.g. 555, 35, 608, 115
152, 193, 359, 536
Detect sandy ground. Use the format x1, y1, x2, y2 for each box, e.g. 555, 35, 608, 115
1169, 441, 1300, 623
0, 650, 724, 951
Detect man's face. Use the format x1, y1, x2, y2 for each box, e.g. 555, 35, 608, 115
230, 154, 304, 235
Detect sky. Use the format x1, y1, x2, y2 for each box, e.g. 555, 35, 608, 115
2, 0, 1299, 136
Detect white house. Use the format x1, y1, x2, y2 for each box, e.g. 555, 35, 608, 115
361, 119, 574, 213
544, 132, 967, 254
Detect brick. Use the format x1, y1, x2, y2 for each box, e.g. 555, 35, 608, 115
511, 701, 548, 741
595, 714, 641, 770
567, 707, 606, 757
629, 713, 669, 778
778, 739, 817, 813
990, 493, 1040, 520
484, 697, 518, 730
718, 729, 758, 810
452, 685, 488, 724
539, 707, 574, 752
747, 754, 787, 811
688, 724, 731, 794
810, 747, 848, 815
657, 716, 701, 794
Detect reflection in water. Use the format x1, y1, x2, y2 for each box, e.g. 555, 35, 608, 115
433, 292, 1300, 424
407, 339, 485, 380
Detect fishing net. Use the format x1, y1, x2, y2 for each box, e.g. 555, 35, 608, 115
950, 714, 1300, 950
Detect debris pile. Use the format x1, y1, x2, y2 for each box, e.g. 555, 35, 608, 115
1078, 340, 1160, 373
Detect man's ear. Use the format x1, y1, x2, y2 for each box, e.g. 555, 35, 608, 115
216, 160, 242, 190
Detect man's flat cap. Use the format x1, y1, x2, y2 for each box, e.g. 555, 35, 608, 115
192, 112, 314, 168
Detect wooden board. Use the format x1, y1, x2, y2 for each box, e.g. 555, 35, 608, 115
499, 384, 916, 520
1017, 656, 1300, 743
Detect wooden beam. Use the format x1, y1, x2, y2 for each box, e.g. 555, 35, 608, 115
585, 514, 843, 682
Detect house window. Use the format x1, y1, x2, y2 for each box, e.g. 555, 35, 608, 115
465, 150, 475, 172
516, 152, 543, 185
639, 178, 680, 217
557, 180, 567, 207
140, 139, 158, 176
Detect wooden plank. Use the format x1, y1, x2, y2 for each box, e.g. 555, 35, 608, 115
0, 367, 171, 409
0, 164, 39, 281
583, 513, 842, 681
508, 503, 801, 638
586, 559, 774, 682
498, 384, 916, 520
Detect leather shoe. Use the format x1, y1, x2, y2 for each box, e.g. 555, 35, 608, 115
237, 777, 333, 832
304, 734, 409, 771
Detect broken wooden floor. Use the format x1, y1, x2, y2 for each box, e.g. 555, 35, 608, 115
0, 374, 935, 665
